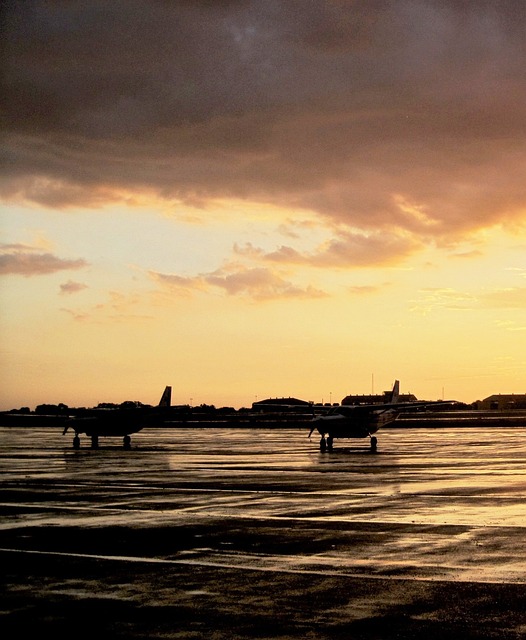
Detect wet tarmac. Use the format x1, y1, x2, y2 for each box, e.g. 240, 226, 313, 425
1, 425, 526, 639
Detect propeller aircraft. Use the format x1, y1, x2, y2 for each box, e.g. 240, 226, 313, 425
62, 386, 172, 449
309, 380, 454, 452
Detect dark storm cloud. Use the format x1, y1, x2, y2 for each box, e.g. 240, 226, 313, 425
2, 1, 525, 247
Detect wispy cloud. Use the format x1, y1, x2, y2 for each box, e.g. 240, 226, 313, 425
479, 287, 526, 309
151, 265, 328, 301
411, 285, 526, 315
61, 291, 154, 323
495, 320, 526, 332
410, 287, 478, 314
348, 284, 389, 296
451, 250, 484, 259
235, 229, 422, 268
59, 280, 88, 295
0, 244, 88, 276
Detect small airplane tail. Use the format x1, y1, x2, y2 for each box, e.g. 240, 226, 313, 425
158, 386, 172, 407
387, 380, 400, 403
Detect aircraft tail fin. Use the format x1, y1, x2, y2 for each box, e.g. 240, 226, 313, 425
388, 380, 400, 403
158, 386, 172, 407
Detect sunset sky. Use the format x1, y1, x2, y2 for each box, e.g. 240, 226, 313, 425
1, 1, 526, 410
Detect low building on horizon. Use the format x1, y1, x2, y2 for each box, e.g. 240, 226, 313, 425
252, 397, 313, 413
475, 393, 526, 410
341, 391, 418, 406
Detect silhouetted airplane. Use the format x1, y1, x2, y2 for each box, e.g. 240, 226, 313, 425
309, 380, 453, 452
63, 386, 172, 449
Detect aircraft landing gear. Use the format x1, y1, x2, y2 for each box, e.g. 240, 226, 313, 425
370, 436, 378, 453
320, 437, 327, 452
123, 435, 131, 450
73, 435, 80, 450
91, 435, 99, 449
326, 436, 333, 451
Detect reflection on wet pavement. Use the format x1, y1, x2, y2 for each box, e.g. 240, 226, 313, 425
1, 425, 526, 587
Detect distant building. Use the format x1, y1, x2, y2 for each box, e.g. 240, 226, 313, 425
252, 397, 312, 413
476, 394, 526, 410
341, 391, 417, 405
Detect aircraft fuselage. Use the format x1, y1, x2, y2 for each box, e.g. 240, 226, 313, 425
65, 408, 166, 437
312, 408, 398, 439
